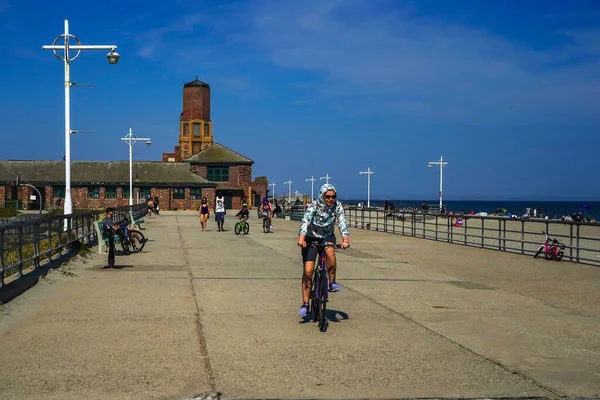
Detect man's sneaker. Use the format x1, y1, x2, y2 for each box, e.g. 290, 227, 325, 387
330, 282, 341, 292
298, 303, 309, 317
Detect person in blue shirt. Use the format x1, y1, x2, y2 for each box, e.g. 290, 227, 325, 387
297, 184, 349, 317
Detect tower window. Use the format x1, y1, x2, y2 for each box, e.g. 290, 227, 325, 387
193, 123, 201, 137
204, 123, 210, 137
182, 122, 189, 137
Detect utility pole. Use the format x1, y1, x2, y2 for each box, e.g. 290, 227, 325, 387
427, 156, 448, 211
284, 180, 293, 204
359, 167, 374, 208
305, 176, 316, 201
269, 182, 276, 203
320, 173, 331, 184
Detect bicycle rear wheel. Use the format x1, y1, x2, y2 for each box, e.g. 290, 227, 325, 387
128, 230, 146, 253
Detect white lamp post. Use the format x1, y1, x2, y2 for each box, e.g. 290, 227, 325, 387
284, 180, 293, 204
269, 182, 276, 203
359, 167, 374, 208
43, 19, 119, 230
320, 173, 331, 184
428, 156, 448, 211
121, 128, 151, 206
305, 176, 316, 200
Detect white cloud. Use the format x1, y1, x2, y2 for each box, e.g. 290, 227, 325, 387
245, 0, 600, 124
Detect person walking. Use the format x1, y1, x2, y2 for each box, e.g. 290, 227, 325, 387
214, 192, 226, 231
199, 197, 210, 231
154, 196, 160, 215
102, 207, 121, 268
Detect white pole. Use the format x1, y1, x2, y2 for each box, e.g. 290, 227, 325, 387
320, 174, 331, 184
121, 128, 151, 207
63, 20, 72, 231
269, 182, 276, 203
284, 180, 292, 203
439, 156, 443, 210
128, 129, 133, 206
359, 167, 374, 208
428, 156, 448, 211
305, 176, 315, 201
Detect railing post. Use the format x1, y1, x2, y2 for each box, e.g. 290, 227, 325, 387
435, 215, 438, 241
464, 218, 468, 245
481, 218, 485, 248
17, 226, 23, 279
498, 220, 502, 251
521, 220, 525, 255
569, 223, 574, 262
576, 224, 581, 263
33, 223, 40, 269
0, 230, 4, 288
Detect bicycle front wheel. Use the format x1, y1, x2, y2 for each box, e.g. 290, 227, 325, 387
128, 230, 146, 253
318, 273, 328, 332
263, 218, 270, 233
234, 222, 242, 235
243, 222, 250, 234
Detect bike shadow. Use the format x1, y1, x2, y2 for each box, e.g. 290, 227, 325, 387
299, 308, 350, 324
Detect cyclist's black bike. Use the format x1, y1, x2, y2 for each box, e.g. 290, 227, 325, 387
309, 241, 344, 332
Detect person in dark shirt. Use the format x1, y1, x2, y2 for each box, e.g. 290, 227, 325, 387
236, 203, 250, 221
103, 207, 121, 268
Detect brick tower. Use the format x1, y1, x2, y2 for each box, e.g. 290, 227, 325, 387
178, 77, 214, 160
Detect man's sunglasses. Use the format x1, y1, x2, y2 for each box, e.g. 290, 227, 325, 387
324, 195, 337, 199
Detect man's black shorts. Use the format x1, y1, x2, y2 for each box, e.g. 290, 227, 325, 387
301, 235, 336, 264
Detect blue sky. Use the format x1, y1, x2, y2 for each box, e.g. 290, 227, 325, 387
0, 0, 599, 201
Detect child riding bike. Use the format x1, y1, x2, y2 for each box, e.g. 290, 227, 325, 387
236, 202, 250, 221
259, 197, 273, 230
297, 184, 349, 317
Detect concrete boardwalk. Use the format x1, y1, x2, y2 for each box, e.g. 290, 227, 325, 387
0, 212, 599, 400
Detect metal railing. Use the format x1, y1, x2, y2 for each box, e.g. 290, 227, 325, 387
346, 207, 600, 266
0, 204, 147, 288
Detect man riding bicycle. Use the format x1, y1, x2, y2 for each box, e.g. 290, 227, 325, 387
259, 197, 273, 229
297, 184, 349, 317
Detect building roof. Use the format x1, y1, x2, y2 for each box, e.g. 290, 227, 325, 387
184, 76, 210, 88
183, 142, 253, 165
0, 161, 215, 186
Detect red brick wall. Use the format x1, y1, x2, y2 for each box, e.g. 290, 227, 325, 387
191, 165, 207, 179
162, 152, 178, 162
182, 86, 210, 120
0, 186, 5, 207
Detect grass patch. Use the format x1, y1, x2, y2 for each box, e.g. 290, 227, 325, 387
2, 232, 74, 278
0, 208, 19, 218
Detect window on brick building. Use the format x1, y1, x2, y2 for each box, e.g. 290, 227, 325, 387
88, 187, 101, 199
105, 186, 117, 199
139, 187, 152, 199
182, 122, 189, 137
53, 186, 65, 199
190, 188, 201, 200
173, 188, 185, 200
193, 123, 201, 137
204, 124, 209, 137
207, 167, 229, 182
122, 186, 130, 200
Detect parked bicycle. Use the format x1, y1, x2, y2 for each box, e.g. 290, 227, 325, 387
309, 240, 345, 332
234, 216, 250, 235
115, 215, 146, 255
534, 231, 565, 261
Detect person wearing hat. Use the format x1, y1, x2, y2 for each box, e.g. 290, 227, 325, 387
103, 207, 121, 268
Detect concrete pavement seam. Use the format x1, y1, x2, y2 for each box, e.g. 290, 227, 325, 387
176, 214, 218, 396
342, 284, 563, 398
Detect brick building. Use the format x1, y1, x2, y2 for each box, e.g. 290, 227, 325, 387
0, 77, 268, 211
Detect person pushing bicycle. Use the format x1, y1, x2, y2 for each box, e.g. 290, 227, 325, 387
297, 183, 349, 317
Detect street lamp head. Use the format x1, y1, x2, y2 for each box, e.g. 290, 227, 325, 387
428, 164, 432, 168
107, 48, 120, 64
146, 140, 152, 146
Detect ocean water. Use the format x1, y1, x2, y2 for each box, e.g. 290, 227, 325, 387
343, 199, 600, 218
